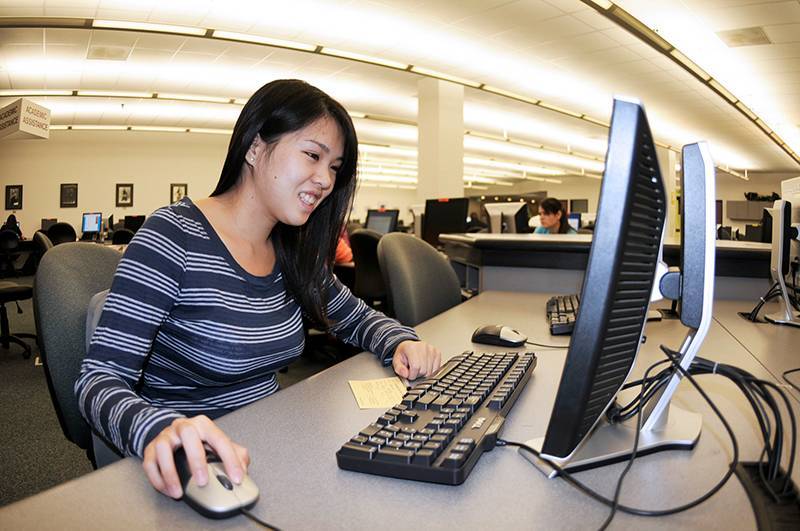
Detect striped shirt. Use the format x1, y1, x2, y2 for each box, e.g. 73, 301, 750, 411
76, 197, 418, 458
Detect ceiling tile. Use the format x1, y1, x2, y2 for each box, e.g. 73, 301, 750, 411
763, 23, 800, 44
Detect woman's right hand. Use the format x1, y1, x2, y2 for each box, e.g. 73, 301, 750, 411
142, 415, 250, 499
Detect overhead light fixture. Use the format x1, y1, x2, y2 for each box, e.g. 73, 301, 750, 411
581, 115, 610, 127
92, 19, 206, 36
189, 128, 232, 135
320, 48, 408, 70
754, 118, 772, 134
211, 30, 317, 52
734, 102, 758, 121
348, 111, 367, 119
78, 90, 153, 98
481, 85, 539, 105
707, 79, 737, 104
157, 93, 232, 104
585, 0, 614, 8
669, 50, 711, 81
0, 89, 73, 97
544, 178, 563, 184
465, 183, 489, 190
609, 7, 673, 51
537, 101, 583, 119
129, 126, 187, 133
69, 125, 129, 131
410, 66, 481, 88
397, 185, 417, 190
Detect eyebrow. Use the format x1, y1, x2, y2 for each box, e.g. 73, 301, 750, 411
305, 139, 343, 161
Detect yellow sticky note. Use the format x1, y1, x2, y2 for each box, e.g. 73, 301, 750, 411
348, 377, 407, 409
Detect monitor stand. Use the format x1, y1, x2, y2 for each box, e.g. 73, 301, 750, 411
764, 279, 800, 327
522, 326, 705, 478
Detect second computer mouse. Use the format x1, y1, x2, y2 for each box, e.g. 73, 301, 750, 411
173, 447, 259, 519
471, 324, 527, 348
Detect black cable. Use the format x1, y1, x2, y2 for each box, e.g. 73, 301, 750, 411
784, 368, 800, 394
498, 344, 741, 519
524, 340, 568, 349
240, 508, 282, 530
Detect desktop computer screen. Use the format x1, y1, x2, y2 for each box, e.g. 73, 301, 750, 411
124, 215, 146, 233
526, 101, 715, 474
81, 212, 102, 233
483, 202, 528, 233
567, 213, 581, 231
365, 209, 399, 235
41, 218, 57, 232
422, 198, 469, 248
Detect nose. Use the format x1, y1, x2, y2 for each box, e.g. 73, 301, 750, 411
312, 166, 334, 192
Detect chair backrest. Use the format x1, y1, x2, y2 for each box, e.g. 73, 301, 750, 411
377, 232, 462, 327
33, 230, 54, 253
111, 228, 135, 244
33, 243, 122, 449
0, 229, 20, 253
47, 222, 77, 245
350, 229, 387, 303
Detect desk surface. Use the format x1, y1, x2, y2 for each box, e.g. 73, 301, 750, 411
2, 292, 797, 530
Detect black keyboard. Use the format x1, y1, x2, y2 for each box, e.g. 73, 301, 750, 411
546, 293, 580, 335
336, 351, 536, 485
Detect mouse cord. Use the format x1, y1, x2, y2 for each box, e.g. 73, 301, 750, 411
240, 508, 282, 530
524, 340, 568, 349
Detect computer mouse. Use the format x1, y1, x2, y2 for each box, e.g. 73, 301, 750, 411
173, 447, 259, 519
471, 324, 527, 347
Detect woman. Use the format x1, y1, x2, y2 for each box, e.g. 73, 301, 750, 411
534, 197, 577, 234
76, 79, 441, 500
1, 214, 22, 238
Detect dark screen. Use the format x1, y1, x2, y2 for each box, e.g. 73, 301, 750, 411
422, 198, 469, 248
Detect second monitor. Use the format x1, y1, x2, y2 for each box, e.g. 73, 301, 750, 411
484, 202, 529, 233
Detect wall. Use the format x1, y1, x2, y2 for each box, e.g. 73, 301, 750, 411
715, 172, 790, 232
0, 131, 418, 235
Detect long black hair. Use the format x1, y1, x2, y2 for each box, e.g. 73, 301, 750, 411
539, 197, 570, 234
212, 79, 358, 326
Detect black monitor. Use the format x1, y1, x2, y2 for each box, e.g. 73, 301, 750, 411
81, 212, 102, 233
41, 218, 57, 232
759, 207, 772, 244
365, 209, 399, 235
524, 100, 714, 474
124, 215, 146, 233
764, 200, 800, 326
422, 198, 469, 248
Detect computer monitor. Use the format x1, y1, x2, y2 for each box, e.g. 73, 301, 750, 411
124, 215, 146, 233
365, 209, 399, 235
483, 202, 528, 233
759, 207, 772, 244
567, 213, 581, 231
523, 100, 714, 475
81, 212, 102, 234
570, 199, 589, 214
764, 198, 800, 327
422, 198, 469, 248
41, 218, 57, 232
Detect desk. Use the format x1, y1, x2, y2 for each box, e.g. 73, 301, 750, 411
1, 292, 797, 529
442, 234, 771, 300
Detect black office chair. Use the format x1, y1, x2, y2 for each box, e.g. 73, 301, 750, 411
111, 228, 135, 244
0, 280, 36, 359
47, 222, 77, 245
33, 242, 122, 467
0, 229, 21, 277
350, 229, 387, 310
32, 230, 54, 268
377, 232, 462, 327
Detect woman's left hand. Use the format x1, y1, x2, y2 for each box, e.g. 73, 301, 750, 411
392, 340, 442, 380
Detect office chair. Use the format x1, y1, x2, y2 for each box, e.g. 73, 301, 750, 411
32, 231, 54, 268
350, 229, 387, 310
377, 232, 462, 327
111, 228, 134, 245
47, 222, 77, 245
33, 242, 122, 467
0, 280, 36, 359
0, 229, 21, 277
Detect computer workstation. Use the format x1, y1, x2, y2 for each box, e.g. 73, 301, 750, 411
364, 209, 399, 235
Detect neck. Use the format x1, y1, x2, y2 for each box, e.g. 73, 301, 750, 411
211, 177, 276, 244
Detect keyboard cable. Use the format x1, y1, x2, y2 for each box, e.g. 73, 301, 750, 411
240, 508, 282, 531
524, 340, 568, 349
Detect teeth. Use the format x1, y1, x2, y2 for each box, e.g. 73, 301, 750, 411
299, 192, 318, 206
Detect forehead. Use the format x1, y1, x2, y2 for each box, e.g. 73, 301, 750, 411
286, 116, 344, 153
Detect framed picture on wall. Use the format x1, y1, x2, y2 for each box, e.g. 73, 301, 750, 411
116, 183, 134, 207
5, 185, 22, 210
170, 183, 188, 204
60, 183, 78, 208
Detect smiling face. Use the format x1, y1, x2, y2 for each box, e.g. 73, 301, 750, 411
247, 116, 345, 228
538, 207, 562, 231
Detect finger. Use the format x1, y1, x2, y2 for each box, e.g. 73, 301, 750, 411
204, 428, 244, 484
155, 438, 183, 498
177, 424, 208, 487
434, 348, 442, 372
407, 354, 421, 380
393, 356, 409, 378
232, 443, 251, 471
425, 347, 436, 376
143, 443, 169, 496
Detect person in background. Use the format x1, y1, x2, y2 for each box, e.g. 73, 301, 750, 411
1, 214, 22, 238
534, 197, 577, 234
76, 79, 441, 501
335, 230, 353, 263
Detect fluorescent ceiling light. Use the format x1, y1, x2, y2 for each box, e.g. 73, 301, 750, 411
93, 19, 206, 36
358, 167, 417, 177
544, 178, 563, 184
581, 115, 610, 127
410, 67, 481, 88
0, 89, 73, 97
211, 30, 317, 51
755, 119, 772, 134
157, 93, 231, 104
77, 90, 153, 98
320, 48, 408, 70
707, 79, 737, 104
397, 185, 418, 190
481, 85, 539, 105
611, 8, 673, 51
464, 184, 489, 190
734, 102, 758, 121
359, 174, 417, 184
359, 144, 418, 158
537, 101, 583, 119
348, 111, 367, 119
669, 50, 711, 81
129, 126, 187, 133
69, 125, 128, 131
586, 0, 614, 9
189, 128, 232, 135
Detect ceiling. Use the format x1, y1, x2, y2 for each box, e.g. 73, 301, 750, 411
1, 0, 799, 187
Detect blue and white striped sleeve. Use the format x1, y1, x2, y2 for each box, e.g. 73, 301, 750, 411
324, 275, 419, 366
75, 207, 188, 458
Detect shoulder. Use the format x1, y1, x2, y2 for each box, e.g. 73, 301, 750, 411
534, 226, 547, 234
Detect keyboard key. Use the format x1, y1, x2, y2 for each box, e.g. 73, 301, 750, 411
339, 443, 376, 459
413, 449, 435, 466
442, 452, 466, 469
375, 448, 414, 464
359, 424, 382, 438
